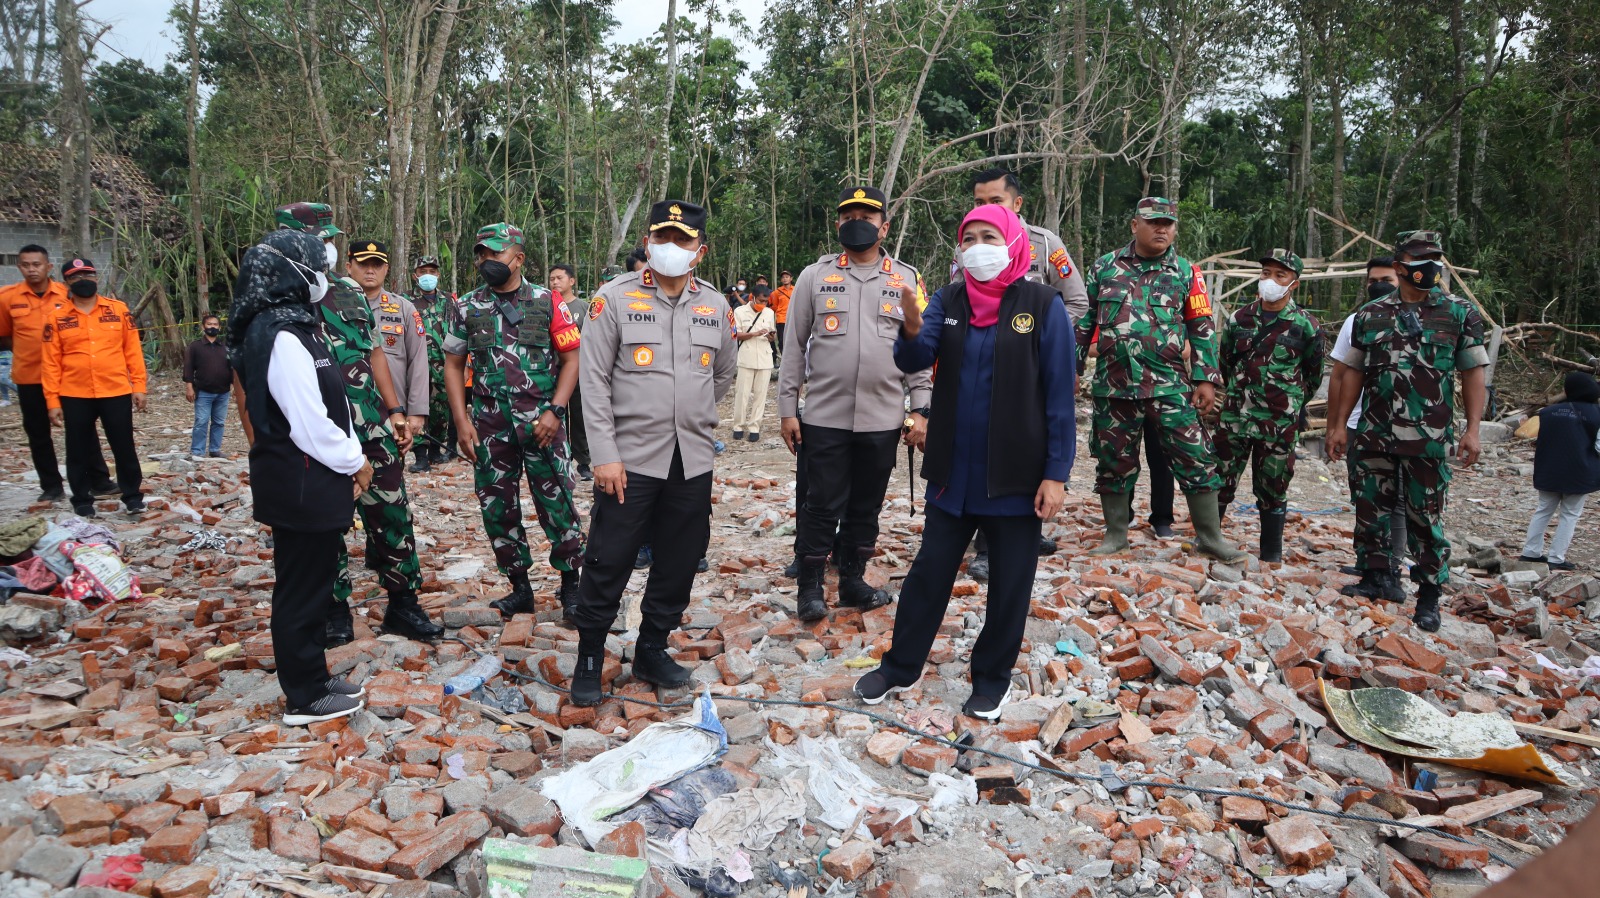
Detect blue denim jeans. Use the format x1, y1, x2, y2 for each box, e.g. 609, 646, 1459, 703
192, 391, 229, 455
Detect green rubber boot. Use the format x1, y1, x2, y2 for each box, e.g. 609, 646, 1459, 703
1185, 490, 1248, 563
1089, 492, 1132, 556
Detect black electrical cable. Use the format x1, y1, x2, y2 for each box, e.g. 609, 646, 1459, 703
467, 651, 1522, 869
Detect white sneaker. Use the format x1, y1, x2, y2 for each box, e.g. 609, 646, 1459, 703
191, 454, 207, 462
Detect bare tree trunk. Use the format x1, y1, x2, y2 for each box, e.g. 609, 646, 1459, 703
879, 0, 963, 198
55, 0, 92, 251
656, 0, 679, 201
184, 0, 209, 316
1445, 0, 1466, 223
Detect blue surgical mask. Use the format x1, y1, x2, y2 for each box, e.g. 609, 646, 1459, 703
417, 274, 439, 292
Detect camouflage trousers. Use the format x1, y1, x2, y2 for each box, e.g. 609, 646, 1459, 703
421, 371, 452, 452
1351, 448, 1452, 586
1091, 395, 1221, 494
1215, 427, 1297, 514
335, 431, 423, 603
472, 394, 585, 576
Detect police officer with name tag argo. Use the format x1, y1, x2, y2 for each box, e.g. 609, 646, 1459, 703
779, 185, 933, 623
567, 200, 737, 706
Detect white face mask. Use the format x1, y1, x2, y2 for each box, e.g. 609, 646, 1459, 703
1258, 279, 1292, 303
325, 242, 339, 270
961, 243, 1010, 282
648, 242, 698, 278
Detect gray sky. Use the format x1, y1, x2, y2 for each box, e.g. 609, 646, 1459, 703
86, 0, 769, 72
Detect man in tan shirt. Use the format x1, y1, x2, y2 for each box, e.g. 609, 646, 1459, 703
730, 291, 777, 441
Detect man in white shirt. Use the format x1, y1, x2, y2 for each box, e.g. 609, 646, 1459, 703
731, 290, 777, 441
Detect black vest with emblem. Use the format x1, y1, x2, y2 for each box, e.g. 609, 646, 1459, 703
248, 321, 356, 532
1534, 400, 1600, 495
921, 280, 1053, 498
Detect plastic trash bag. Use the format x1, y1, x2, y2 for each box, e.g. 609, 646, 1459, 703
766, 735, 916, 836
540, 689, 727, 846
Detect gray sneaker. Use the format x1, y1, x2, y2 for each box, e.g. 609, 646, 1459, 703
326, 676, 365, 698
283, 693, 364, 727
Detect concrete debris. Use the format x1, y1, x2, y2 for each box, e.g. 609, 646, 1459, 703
0, 376, 1595, 897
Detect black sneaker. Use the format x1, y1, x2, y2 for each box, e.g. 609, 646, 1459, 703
73, 503, 97, 518
124, 496, 146, 514
326, 676, 365, 698
1549, 560, 1576, 571
853, 669, 916, 705
634, 546, 653, 569
577, 463, 593, 482
208, 451, 224, 459
962, 690, 1011, 720
732, 430, 746, 441
696, 557, 709, 573
1152, 523, 1176, 539
1037, 535, 1058, 556
632, 642, 692, 689
92, 482, 121, 497
38, 486, 64, 502
746, 432, 759, 443
1519, 554, 1548, 563
283, 693, 364, 726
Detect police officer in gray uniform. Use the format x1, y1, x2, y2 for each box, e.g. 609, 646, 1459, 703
779, 185, 933, 622
568, 200, 737, 706
348, 241, 429, 436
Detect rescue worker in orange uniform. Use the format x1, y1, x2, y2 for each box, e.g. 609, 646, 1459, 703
40, 257, 149, 517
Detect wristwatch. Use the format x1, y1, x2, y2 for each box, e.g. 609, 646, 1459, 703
388, 406, 406, 417
547, 403, 568, 420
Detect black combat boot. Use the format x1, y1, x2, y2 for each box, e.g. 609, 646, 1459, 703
559, 569, 581, 627
1340, 569, 1404, 602
1259, 509, 1286, 564
408, 448, 431, 474
325, 600, 355, 647
1413, 582, 1442, 632
632, 624, 692, 689
837, 549, 891, 610
491, 572, 536, 617
383, 591, 443, 640
783, 556, 801, 579
796, 557, 829, 622
571, 630, 606, 706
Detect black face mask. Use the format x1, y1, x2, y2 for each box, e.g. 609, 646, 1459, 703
69, 279, 97, 298
204, 327, 221, 336
838, 219, 880, 253
478, 260, 514, 290
1399, 259, 1442, 292
1366, 281, 1397, 302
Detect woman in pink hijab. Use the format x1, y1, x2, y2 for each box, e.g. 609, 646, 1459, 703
852, 204, 1078, 720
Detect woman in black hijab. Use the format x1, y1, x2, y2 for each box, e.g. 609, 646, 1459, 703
231, 230, 373, 725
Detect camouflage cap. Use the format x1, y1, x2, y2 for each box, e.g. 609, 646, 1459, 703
600, 264, 624, 282
1394, 229, 1444, 256
1258, 248, 1304, 277
473, 222, 524, 252
1135, 197, 1179, 221
274, 202, 342, 237
414, 255, 440, 269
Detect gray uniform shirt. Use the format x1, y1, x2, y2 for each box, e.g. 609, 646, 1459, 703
580, 269, 737, 479
778, 251, 933, 432
368, 290, 429, 417
951, 219, 1088, 322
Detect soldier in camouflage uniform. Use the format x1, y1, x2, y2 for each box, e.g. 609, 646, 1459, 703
1215, 249, 1324, 563
274, 205, 444, 644
1074, 197, 1245, 561
441, 223, 586, 622
410, 256, 457, 472
1327, 230, 1489, 632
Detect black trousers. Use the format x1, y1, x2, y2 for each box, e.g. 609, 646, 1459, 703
880, 504, 1041, 697
17, 382, 106, 493
573, 447, 712, 636
271, 526, 342, 709
1143, 415, 1175, 527
797, 424, 899, 558
60, 395, 141, 506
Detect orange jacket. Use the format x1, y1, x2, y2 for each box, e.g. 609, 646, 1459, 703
0, 279, 70, 385
41, 295, 148, 408
769, 284, 794, 324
